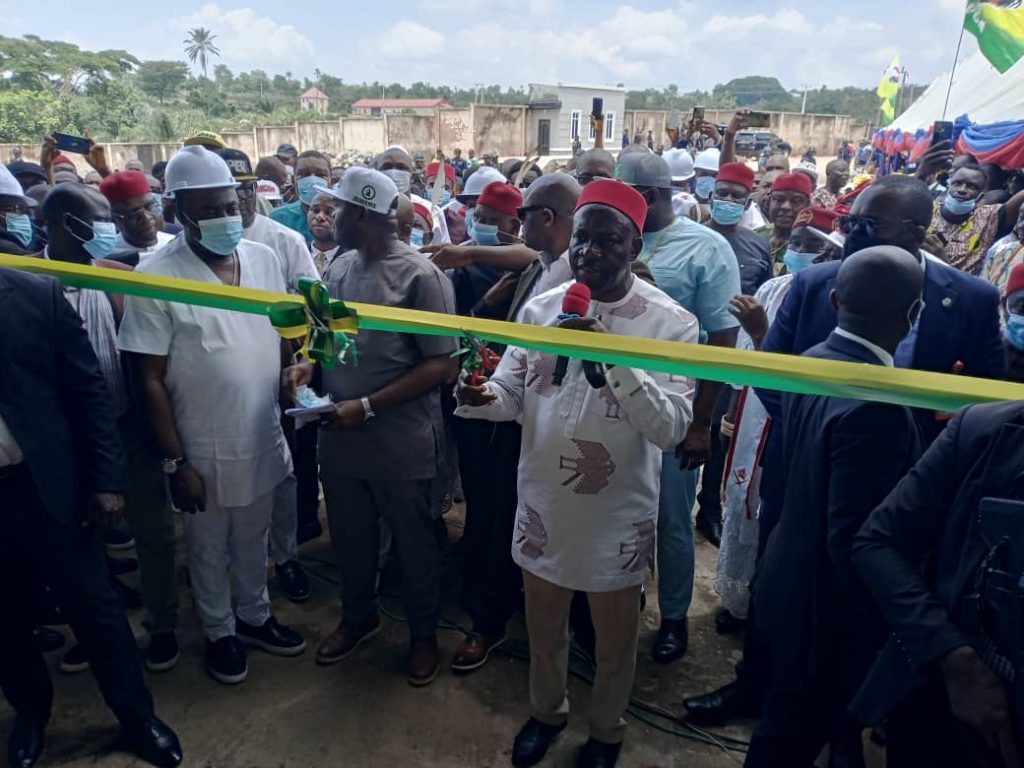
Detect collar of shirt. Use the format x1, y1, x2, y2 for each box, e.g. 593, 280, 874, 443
834, 327, 895, 367
541, 249, 568, 270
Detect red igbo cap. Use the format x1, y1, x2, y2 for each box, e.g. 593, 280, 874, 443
426, 161, 456, 183
772, 172, 813, 197
477, 181, 522, 217
1006, 262, 1024, 297
99, 170, 152, 204
412, 201, 433, 229
717, 162, 755, 191
793, 206, 839, 233
576, 178, 647, 235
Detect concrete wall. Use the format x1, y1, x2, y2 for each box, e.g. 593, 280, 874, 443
297, 121, 344, 157
384, 114, 438, 154
473, 105, 527, 157
623, 111, 666, 146
439, 109, 473, 155
342, 119, 386, 155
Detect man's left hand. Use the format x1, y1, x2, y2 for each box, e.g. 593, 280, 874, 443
557, 316, 608, 334
676, 422, 712, 469
90, 492, 125, 525
423, 244, 473, 269
83, 132, 111, 177
321, 400, 365, 430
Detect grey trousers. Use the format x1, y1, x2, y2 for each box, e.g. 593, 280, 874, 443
321, 472, 440, 637
270, 473, 299, 566
119, 415, 178, 636
523, 570, 642, 744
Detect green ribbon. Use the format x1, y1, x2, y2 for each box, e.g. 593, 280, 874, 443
268, 277, 358, 368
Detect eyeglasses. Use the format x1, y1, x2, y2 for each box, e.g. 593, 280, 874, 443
837, 214, 917, 235
575, 172, 612, 186
516, 204, 553, 221
236, 182, 256, 200
114, 202, 160, 223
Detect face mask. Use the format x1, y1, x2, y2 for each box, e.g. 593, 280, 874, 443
473, 222, 501, 246
1006, 312, 1024, 351
4, 213, 33, 247
196, 215, 244, 256
298, 175, 328, 206
783, 248, 818, 274
410, 228, 425, 248
943, 195, 977, 216
428, 186, 452, 207
150, 192, 164, 217
382, 169, 412, 194
695, 176, 716, 200
710, 200, 745, 226
82, 221, 118, 260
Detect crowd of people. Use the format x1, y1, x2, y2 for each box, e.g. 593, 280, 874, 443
1, 110, 1023, 768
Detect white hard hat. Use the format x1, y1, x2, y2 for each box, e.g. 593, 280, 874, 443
458, 166, 506, 203
163, 145, 238, 197
0, 164, 31, 203
694, 148, 720, 174
318, 167, 399, 215
663, 149, 695, 182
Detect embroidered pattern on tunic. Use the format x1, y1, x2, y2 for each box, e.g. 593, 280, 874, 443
559, 439, 616, 494
619, 520, 656, 572
516, 504, 548, 559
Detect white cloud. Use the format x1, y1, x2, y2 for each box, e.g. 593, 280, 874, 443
173, 4, 314, 73
377, 20, 444, 59
703, 9, 813, 36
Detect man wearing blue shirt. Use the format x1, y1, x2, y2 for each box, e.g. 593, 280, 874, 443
616, 152, 741, 663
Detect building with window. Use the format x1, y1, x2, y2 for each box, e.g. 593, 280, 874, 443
300, 87, 329, 115
526, 82, 626, 155
350, 98, 453, 117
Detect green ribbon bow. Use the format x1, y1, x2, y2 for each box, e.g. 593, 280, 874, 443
268, 277, 359, 369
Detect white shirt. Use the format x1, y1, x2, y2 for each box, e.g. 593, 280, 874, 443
115, 230, 175, 263
310, 245, 341, 276
456, 277, 698, 591
0, 415, 23, 466
834, 327, 895, 367
516, 251, 572, 321
117, 238, 292, 507
244, 214, 319, 294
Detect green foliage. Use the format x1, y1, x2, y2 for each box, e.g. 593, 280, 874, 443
183, 28, 220, 79
136, 60, 189, 104
0, 34, 138, 94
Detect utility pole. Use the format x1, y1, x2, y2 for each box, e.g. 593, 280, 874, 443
800, 83, 811, 114
475, 83, 484, 104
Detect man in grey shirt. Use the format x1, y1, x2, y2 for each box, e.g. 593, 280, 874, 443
283, 168, 458, 687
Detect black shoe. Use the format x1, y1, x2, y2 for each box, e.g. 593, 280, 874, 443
714, 608, 747, 635
105, 528, 136, 552
59, 643, 89, 674
682, 681, 763, 726
120, 716, 182, 767
236, 616, 306, 656
276, 560, 311, 603
7, 714, 45, 768
512, 718, 567, 768
578, 738, 622, 768
113, 578, 144, 610
296, 519, 323, 545
651, 618, 688, 663
146, 632, 180, 672
33, 627, 65, 653
107, 555, 139, 576
206, 636, 248, 684
695, 509, 722, 548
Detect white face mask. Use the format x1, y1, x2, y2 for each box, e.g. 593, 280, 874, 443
382, 169, 411, 194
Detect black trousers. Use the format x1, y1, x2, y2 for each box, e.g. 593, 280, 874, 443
295, 421, 320, 532
455, 418, 523, 637
696, 391, 732, 522
0, 466, 154, 727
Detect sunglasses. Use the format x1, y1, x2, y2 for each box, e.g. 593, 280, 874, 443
516, 204, 553, 221
837, 214, 917, 235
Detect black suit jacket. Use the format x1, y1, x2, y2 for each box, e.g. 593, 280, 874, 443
0, 267, 126, 525
755, 332, 921, 688
850, 399, 1024, 724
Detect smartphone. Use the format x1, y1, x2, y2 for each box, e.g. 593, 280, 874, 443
932, 120, 954, 147
52, 131, 91, 154
669, 110, 680, 129
742, 111, 772, 129
591, 97, 603, 118
692, 106, 705, 122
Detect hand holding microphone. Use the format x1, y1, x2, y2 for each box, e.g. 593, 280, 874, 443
553, 283, 608, 389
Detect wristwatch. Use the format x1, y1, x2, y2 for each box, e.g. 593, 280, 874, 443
162, 457, 188, 475
360, 397, 375, 421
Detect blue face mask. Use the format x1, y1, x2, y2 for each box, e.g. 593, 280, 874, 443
428, 186, 452, 207
710, 199, 745, 226
297, 175, 328, 206
82, 221, 118, 260
695, 176, 716, 200
1006, 312, 1024, 351
4, 213, 33, 247
943, 195, 977, 216
150, 192, 164, 217
410, 228, 425, 248
783, 248, 818, 274
196, 215, 244, 256
473, 222, 501, 246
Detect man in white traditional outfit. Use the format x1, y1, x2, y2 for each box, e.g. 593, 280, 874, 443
456, 179, 698, 768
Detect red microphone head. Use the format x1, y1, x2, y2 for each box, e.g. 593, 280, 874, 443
562, 282, 592, 316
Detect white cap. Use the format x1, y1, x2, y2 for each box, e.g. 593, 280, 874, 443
458, 166, 506, 203
663, 149, 695, 182
794, 161, 819, 181
320, 167, 398, 215
163, 145, 238, 197
693, 148, 720, 173
256, 179, 282, 200
0, 164, 31, 203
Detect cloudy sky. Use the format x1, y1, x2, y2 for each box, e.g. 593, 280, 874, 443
8, 0, 976, 91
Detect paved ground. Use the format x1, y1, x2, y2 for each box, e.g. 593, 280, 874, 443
0, 507, 880, 767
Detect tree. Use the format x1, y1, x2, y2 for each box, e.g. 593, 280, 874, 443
0, 35, 138, 94
135, 60, 188, 104
183, 28, 220, 78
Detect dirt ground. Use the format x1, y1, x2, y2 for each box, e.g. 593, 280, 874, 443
0, 507, 883, 767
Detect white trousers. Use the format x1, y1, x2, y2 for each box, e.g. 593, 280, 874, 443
270, 474, 299, 566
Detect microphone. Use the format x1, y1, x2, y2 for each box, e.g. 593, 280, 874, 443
552, 283, 591, 386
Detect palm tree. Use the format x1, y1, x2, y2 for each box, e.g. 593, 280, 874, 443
183, 28, 220, 79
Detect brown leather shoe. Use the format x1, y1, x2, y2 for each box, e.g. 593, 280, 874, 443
451, 633, 507, 672
408, 635, 440, 686
315, 615, 381, 666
